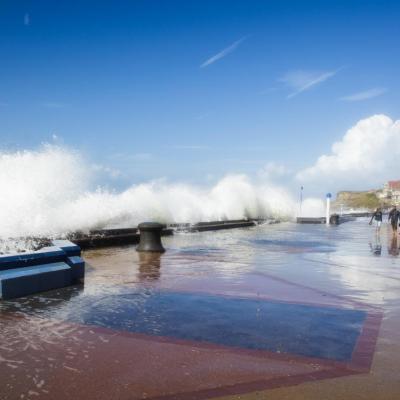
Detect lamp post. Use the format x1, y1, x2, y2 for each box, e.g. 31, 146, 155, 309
299, 186, 304, 217
326, 193, 332, 225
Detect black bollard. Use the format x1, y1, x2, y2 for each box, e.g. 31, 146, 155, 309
136, 222, 166, 253
329, 214, 340, 225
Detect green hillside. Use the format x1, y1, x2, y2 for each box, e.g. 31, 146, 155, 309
335, 191, 381, 209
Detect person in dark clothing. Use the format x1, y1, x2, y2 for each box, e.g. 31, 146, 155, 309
388, 206, 400, 234
369, 207, 383, 233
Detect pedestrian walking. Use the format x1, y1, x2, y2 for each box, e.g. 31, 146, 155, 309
388, 205, 400, 234
369, 207, 383, 233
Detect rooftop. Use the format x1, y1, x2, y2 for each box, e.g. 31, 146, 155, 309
387, 180, 400, 190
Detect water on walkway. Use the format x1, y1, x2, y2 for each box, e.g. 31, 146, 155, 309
1, 219, 399, 399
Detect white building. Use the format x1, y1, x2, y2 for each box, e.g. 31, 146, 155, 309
379, 181, 400, 205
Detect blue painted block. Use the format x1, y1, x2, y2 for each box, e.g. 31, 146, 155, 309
0, 247, 66, 271
0, 262, 72, 300
65, 256, 85, 282
51, 240, 81, 257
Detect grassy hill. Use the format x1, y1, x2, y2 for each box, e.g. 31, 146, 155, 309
335, 191, 381, 209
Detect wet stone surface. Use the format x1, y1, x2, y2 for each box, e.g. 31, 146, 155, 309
0, 219, 399, 399
63, 291, 366, 361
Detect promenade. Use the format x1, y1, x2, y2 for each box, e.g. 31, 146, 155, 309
1, 220, 399, 399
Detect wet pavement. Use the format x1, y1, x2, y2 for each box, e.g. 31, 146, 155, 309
1, 219, 400, 399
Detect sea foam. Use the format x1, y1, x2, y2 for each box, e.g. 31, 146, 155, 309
0, 145, 323, 243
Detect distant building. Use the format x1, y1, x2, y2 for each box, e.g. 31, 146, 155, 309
378, 180, 400, 205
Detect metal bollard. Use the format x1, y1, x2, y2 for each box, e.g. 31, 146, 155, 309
329, 214, 340, 225
136, 222, 166, 253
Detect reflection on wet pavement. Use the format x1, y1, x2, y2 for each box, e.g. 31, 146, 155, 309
1, 219, 400, 399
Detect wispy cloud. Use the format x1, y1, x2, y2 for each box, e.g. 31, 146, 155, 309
258, 161, 292, 180
280, 68, 341, 99
340, 87, 387, 102
24, 13, 30, 26
91, 163, 122, 179
200, 36, 247, 68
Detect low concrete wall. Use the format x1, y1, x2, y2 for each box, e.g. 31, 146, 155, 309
69, 220, 262, 249
296, 217, 326, 224
296, 215, 356, 225
190, 220, 256, 232
70, 228, 173, 249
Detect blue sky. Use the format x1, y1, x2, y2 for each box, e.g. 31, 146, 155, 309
1, 0, 399, 188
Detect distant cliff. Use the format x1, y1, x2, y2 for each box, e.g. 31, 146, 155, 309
335, 190, 380, 209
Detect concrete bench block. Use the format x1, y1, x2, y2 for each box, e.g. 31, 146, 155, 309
0, 262, 72, 300
0, 247, 66, 271
51, 240, 81, 256
66, 256, 85, 282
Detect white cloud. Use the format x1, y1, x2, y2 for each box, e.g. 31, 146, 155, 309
296, 114, 400, 191
340, 87, 387, 102
91, 164, 122, 179
200, 36, 247, 68
258, 161, 291, 181
280, 68, 340, 98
